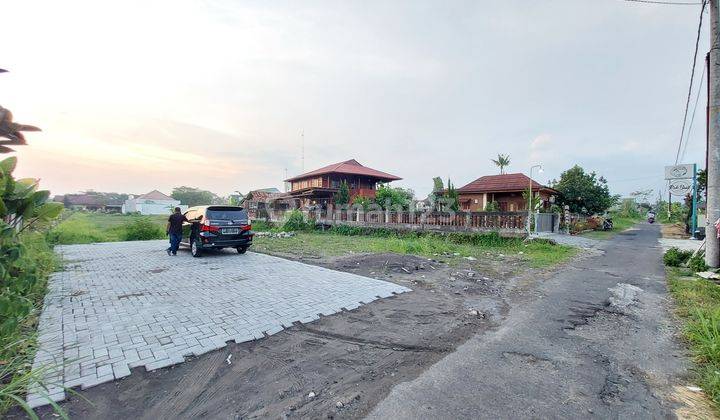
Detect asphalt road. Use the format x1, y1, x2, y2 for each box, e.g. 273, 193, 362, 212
368, 222, 689, 419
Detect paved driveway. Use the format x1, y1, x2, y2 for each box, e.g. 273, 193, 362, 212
27, 241, 409, 407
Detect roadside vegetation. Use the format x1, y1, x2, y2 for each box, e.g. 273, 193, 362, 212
253, 211, 576, 268
580, 198, 644, 240
47, 211, 166, 244
0, 157, 65, 417
667, 267, 720, 408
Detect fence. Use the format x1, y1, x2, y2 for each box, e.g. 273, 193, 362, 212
256, 209, 529, 235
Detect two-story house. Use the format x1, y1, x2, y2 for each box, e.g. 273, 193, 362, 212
284, 159, 402, 208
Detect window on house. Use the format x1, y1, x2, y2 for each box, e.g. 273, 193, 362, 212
474, 199, 478, 204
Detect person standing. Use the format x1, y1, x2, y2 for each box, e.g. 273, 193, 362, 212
166, 207, 187, 256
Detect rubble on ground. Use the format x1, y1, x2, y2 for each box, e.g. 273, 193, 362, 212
254, 231, 296, 238
608, 283, 643, 310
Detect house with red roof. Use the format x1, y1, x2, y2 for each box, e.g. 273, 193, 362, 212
284, 159, 402, 207
457, 173, 558, 212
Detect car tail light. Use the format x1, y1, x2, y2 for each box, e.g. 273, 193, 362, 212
242, 224, 251, 231
201, 219, 220, 233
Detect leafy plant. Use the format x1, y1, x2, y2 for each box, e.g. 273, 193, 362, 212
171, 186, 220, 206
282, 209, 311, 231
663, 247, 693, 267
689, 251, 709, 273
0, 157, 63, 339
551, 165, 618, 215
375, 184, 414, 211
335, 180, 350, 205
122, 218, 165, 241
445, 179, 459, 212
0, 156, 64, 416
352, 195, 373, 211
484, 201, 500, 212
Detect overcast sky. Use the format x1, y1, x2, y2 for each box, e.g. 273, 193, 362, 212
1, 0, 710, 199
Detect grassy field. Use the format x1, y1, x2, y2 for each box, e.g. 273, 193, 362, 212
254, 230, 577, 268
49, 212, 577, 268
667, 267, 720, 409
48, 212, 167, 244
581, 216, 643, 240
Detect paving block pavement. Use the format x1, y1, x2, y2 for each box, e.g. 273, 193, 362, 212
27, 240, 410, 408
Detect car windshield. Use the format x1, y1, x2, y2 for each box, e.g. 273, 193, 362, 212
206, 208, 246, 221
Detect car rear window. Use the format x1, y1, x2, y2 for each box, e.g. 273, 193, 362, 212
206, 208, 247, 221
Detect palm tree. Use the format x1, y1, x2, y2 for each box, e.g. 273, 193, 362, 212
492, 154, 511, 174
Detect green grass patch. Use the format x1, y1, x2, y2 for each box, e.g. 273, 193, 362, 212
253, 229, 577, 268
1, 232, 61, 416
48, 212, 167, 244
582, 216, 642, 240
667, 267, 720, 409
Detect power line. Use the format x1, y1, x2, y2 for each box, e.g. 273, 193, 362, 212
675, 0, 708, 165
680, 61, 707, 162
622, 0, 702, 5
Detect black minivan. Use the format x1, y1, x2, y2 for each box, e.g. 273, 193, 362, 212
180, 205, 253, 257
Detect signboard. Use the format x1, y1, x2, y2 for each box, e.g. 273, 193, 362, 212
665, 164, 695, 180
669, 179, 693, 196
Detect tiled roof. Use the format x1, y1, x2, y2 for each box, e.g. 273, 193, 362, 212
137, 190, 174, 200
285, 159, 401, 182
246, 190, 286, 202
457, 173, 555, 193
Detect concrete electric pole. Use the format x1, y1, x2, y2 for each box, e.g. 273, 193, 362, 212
707, 0, 720, 267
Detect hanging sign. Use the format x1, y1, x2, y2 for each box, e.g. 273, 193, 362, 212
665, 164, 694, 180
668, 179, 693, 196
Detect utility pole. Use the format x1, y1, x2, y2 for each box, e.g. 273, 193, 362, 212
300, 129, 305, 172
708, 0, 720, 267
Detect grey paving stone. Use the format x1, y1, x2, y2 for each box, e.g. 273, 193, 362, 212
27, 240, 410, 406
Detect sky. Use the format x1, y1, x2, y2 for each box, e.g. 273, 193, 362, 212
0, 0, 711, 200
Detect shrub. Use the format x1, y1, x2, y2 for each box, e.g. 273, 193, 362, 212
484, 201, 500, 212
283, 210, 311, 231
664, 247, 693, 267
689, 251, 709, 273
122, 218, 165, 241
251, 220, 275, 232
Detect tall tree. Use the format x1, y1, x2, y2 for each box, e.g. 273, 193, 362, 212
171, 186, 218, 207
335, 180, 350, 205
376, 183, 413, 210
445, 179, 460, 212
491, 154, 511, 175
551, 165, 618, 215
429, 177, 445, 211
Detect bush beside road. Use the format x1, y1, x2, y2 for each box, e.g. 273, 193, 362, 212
667, 267, 720, 409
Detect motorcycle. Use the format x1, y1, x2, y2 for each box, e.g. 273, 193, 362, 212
647, 212, 655, 224
603, 217, 613, 231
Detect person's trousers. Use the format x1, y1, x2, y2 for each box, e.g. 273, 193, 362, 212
168, 232, 182, 254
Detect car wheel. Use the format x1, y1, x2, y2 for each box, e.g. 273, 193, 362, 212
237, 246, 248, 254
191, 239, 202, 257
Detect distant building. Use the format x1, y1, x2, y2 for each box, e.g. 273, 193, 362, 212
241, 188, 290, 219
122, 190, 186, 215
284, 159, 402, 208
457, 173, 558, 212
412, 198, 432, 212
53, 192, 125, 213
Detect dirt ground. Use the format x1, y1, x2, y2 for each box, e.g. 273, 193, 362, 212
662, 222, 690, 239
24, 250, 570, 419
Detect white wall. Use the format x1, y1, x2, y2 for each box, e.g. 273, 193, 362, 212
122, 199, 186, 215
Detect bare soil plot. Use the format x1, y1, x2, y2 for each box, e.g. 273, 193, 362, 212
22, 247, 555, 419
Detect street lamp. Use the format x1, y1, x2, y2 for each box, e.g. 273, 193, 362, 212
528, 164, 543, 235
